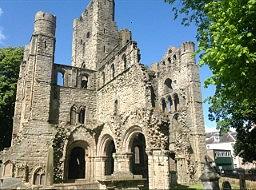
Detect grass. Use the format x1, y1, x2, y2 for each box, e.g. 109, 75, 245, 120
172, 182, 239, 189
171, 183, 203, 189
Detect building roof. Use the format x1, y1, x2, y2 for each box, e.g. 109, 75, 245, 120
206, 132, 236, 144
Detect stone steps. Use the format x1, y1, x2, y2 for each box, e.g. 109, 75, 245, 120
51, 180, 100, 190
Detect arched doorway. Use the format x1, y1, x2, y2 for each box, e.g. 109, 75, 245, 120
68, 146, 85, 179
130, 133, 148, 179
104, 139, 116, 175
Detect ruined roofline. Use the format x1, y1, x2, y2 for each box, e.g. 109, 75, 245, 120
150, 41, 195, 71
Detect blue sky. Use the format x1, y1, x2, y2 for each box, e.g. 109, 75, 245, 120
0, 0, 216, 131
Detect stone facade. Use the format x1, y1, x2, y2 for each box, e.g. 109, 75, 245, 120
0, 0, 206, 189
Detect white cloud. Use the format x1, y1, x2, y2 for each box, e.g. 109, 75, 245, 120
0, 27, 6, 44
0, 8, 5, 43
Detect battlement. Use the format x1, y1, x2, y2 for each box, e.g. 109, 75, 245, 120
34, 11, 56, 37
180, 41, 195, 54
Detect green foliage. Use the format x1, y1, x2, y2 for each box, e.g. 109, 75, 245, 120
165, 0, 256, 162
0, 47, 23, 151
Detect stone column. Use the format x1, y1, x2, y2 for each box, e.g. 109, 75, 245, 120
46, 146, 54, 185
94, 156, 107, 180
147, 150, 170, 189
112, 153, 133, 176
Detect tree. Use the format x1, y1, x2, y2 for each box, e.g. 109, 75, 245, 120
0, 48, 23, 151
165, 0, 256, 162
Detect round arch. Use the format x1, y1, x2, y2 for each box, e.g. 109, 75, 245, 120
122, 126, 148, 179
65, 140, 88, 180
97, 134, 117, 176
122, 126, 144, 153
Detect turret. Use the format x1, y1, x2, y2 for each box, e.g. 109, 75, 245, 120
180, 41, 196, 66
34, 11, 56, 37
19, 11, 56, 122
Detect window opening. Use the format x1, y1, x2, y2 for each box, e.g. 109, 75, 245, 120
174, 94, 179, 111
57, 72, 64, 86
81, 75, 88, 89
162, 98, 166, 112
78, 108, 85, 124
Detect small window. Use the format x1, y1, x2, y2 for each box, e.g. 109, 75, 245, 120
103, 46, 106, 53
111, 64, 115, 79
86, 32, 90, 38
168, 57, 171, 64
78, 107, 85, 124
150, 86, 156, 107
70, 106, 77, 125
122, 54, 127, 69
173, 54, 177, 60
164, 78, 173, 94
82, 62, 86, 69
161, 98, 166, 112
33, 168, 45, 185
57, 72, 64, 86
81, 75, 88, 89
44, 41, 47, 49
173, 93, 179, 111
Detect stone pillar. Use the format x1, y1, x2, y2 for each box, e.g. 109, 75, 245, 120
45, 146, 54, 185
147, 150, 170, 189
113, 153, 132, 176
86, 156, 94, 181
94, 156, 107, 180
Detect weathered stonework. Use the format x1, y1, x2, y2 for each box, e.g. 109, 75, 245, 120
0, 0, 206, 189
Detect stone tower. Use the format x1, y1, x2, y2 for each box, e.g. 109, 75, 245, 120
0, 1, 206, 189
12, 11, 56, 138
71, 0, 119, 70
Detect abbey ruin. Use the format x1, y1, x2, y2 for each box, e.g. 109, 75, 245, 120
0, 0, 206, 189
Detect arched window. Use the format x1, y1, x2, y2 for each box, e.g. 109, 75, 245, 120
174, 93, 179, 111
33, 168, 45, 185
161, 98, 166, 112
78, 107, 85, 124
168, 57, 172, 64
82, 62, 86, 69
173, 54, 177, 60
3, 161, 13, 177
164, 78, 172, 90
81, 75, 88, 89
134, 146, 140, 164
57, 71, 64, 86
111, 64, 115, 79
150, 86, 156, 107
70, 106, 77, 125
167, 96, 172, 112
122, 54, 127, 69
102, 72, 105, 85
